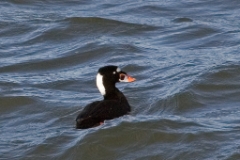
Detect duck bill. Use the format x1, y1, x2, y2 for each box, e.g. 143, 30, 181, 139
126, 75, 136, 82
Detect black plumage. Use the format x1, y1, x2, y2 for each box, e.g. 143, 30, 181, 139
76, 66, 135, 129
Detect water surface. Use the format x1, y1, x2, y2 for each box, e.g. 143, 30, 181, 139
0, 0, 240, 160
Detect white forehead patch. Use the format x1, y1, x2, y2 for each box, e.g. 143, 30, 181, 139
116, 67, 121, 72
96, 73, 106, 96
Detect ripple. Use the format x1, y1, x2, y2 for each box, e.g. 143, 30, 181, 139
160, 24, 221, 47
190, 64, 240, 105
173, 17, 193, 23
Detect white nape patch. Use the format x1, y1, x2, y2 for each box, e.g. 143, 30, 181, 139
96, 73, 106, 96
116, 67, 121, 72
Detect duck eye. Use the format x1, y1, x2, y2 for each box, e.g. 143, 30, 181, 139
120, 74, 125, 80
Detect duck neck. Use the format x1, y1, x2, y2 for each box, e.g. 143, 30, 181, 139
96, 73, 127, 101
103, 84, 123, 100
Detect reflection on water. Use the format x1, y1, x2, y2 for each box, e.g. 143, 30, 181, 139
0, 0, 240, 160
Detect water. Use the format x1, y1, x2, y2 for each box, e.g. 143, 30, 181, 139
1, 0, 240, 159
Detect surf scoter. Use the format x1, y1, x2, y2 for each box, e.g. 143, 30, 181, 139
76, 65, 136, 129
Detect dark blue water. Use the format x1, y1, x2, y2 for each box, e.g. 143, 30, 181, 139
0, 0, 240, 159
